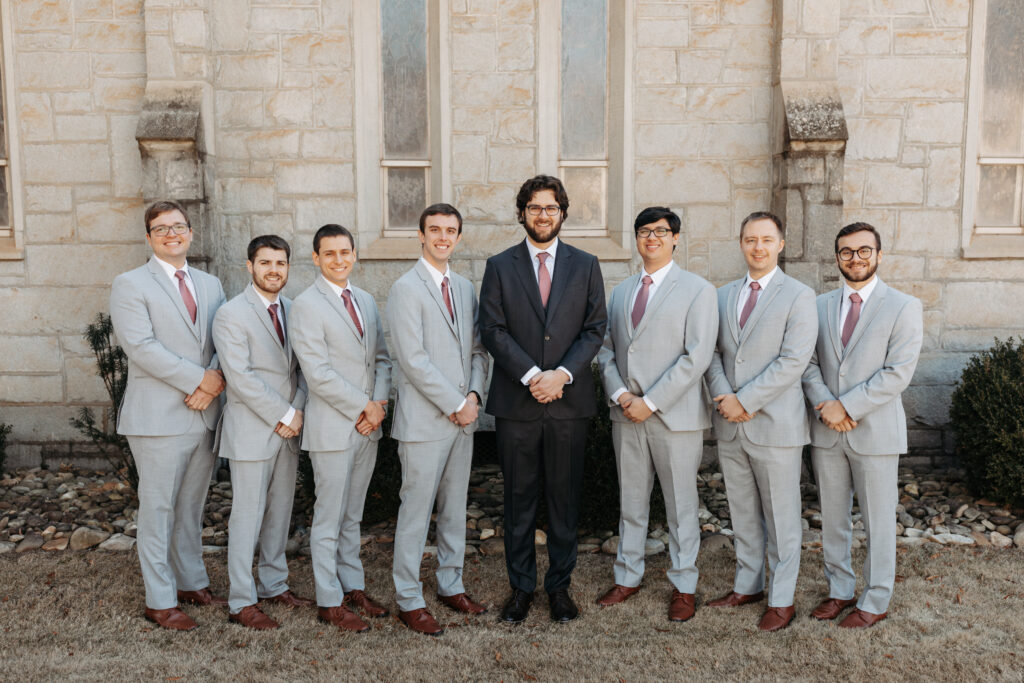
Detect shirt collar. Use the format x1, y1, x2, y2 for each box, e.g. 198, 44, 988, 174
843, 275, 878, 303
419, 257, 450, 289
640, 260, 674, 288
743, 266, 778, 290
526, 237, 559, 263
250, 283, 280, 309
321, 276, 354, 299
152, 255, 189, 279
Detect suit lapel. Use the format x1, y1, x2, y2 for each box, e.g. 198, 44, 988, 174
619, 272, 641, 337
511, 241, 546, 323
416, 260, 459, 339
316, 277, 362, 342
739, 271, 785, 344
843, 278, 887, 358
147, 258, 200, 340
726, 279, 742, 344
281, 296, 295, 361
827, 289, 843, 359
633, 264, 678, 339
353, 288, 374, 365
245, 286, 287, 356
544, 241, 572, 323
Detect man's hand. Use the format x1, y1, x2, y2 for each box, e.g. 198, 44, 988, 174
713, 393, 755, 423
622, 395, 654, 423
275, 410, 303, 439
529, 369, 569, 404
356, 400, 387, 436
816, 400, 857, 432
452, 393, 480, 427
184, 388, 215, 411
197, 369, 225, 397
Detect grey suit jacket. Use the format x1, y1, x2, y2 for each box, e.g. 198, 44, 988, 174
212, 286, 307, 462
802, 277, 923, 455
597, 263, 718, 432
386, 261, 489, 442
289, 277, 391, 452
705, 270, 817, 447
110, 257, 225, 437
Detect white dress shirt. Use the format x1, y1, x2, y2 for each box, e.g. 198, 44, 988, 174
253, 284, 296, 427
520, 238, 573, 386
839, 275, 878, 333
321, 276, 365, 331
736, 266, 778, 321
152, 256, 197, 311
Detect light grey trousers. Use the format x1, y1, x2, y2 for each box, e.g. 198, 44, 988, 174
226, 444, 298, 614
308, 439, 377, 607
717, 434, 803, 607
612, 420, 703, 594
392, 431, 473, 612
812, 440, 899, 615
128, 427, 215, 610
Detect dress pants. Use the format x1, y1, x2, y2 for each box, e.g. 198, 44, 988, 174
226, 443, 298, 614
812, 439, 899, 615
717, 433, 803, 608
496, 416, 586, 594
308, 438, 377, 607
392, 431, 473, 612
612, 420, 702, 593
128, 423, 216, 610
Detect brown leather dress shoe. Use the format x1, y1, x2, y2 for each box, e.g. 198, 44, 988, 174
668, 591, 696, 622
318, 605, 371, 633
229, 604, 279, 630
706, 590, 765, 608
839, 608, 887, 629
262, 590, 315, 609
399, 608, 444, 636
596, 584, 641, 607
344, 590, 389, 617
758, 605, 795, 631
177, 588, 228, 607
811, 597, 856, 621
144, 607, 198, 631
438, 592, 487, 614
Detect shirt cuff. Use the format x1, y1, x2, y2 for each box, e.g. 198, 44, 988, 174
642, 396, 657, 412
610, 388, 627, 405
557, 366, 574, 384
280, 406, 296, 427
521, 366, 542, 385
455, 398, 467, 413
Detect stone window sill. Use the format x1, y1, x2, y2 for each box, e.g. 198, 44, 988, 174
0, 243, 23, 260
962, 234, 1024, 259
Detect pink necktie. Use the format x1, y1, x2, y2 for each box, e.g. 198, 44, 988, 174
341, 290, 363, 337
268, 303, 286, 346
842, 292, 862, 347
441, 276, 454, 322
174, 270, 197, 324
738, 281, 760, 328
631, 275, 653, 329
536, 252, 551, 307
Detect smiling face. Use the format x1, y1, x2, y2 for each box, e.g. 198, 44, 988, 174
836, 230, 882, 287
740, 218, 784, 280
312, 234, 357, 288
248, 247, 289, 298
635, 218, 678, 272
145, 209, 192, 268
418, 212, 462, 270
522, 189, 564, 247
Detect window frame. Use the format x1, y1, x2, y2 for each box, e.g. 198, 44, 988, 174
0, 0, 24, 260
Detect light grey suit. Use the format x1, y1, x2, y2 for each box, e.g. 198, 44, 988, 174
596, 263, 718, 594
386, 261, 488, 612
802, 277, 922, 615
289, 276, 391, 607
705, 269, 817, 607
212, 285, 307, 614
110, 257, 225, 610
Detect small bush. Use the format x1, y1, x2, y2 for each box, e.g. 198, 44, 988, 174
950, 337, 1024, 506
0, 422, 11, 473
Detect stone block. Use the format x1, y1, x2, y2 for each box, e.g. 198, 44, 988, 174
864, 166, 924, 205
54, 114, 107, 142
845, 118, 901, 161
498, 0, 533, 23
487, 146, 534, 184
18, 52, 90, 89
266, 90, 314, 127
0, 374, 63, 403
76, 200, 145, 243
251, 8, 319, 32
926, 257, 1024, 281
635, 86, 688, 123
494, 109, 533, 144
881, 254, 925, 281
289, 197, 357, 234
906, 102, 964, 144
25, 213, 73, 243
911, 352, 972, 386
144, 35, 175, 80
787, 157, 825, 185
211, 0, 249, 50
276, 162, 353, 195
322, 0, 351, 31
895, 281, 941, 308
19, 93, 55, 144
926, 147, 962, 209
25, 186, 73, 214
93, 78, 145, 112
802, 0, 840, 34
636, 18, 689, 48
941, 329, 1017, 352
172, 9, 207, 49
894, 29, 966, 55
497, 25, 533, 71
901, 145, 926, 165
1, 405, 86, 442
216, 91, 263, 128
708, 239, 748, 282
453, 107, 493, 134
313, 73, 353, 128
73, 0, 113, 21
945, 282, 1019, 328
930, 0, 970, 28
0, 336, 61, 373
451, 73, 533, 107
451, 135, 488, 182
779, 39, 807, 80
875, 0, 929, 13
686, 87, 755, 121
250, 214, 295, 243
300, 130, 353, 160
722, 0, 772, 25
74, 21, 144, 51
24, 144, 111, 184
26, 244, 148, 286
676, 52, 723, 84
699, 123, 770, 158
216, 54, 279, 88
93, 51, 147, 77
16, 0, 72, 30
65, 355, 108, 403
725, 28, 773, 68
452, 30, 497, 73
902, 384, 952, 428
839, 20, 891, 55
52, 92, 92, 114
454, 183, 515, 223
216, 177, 276, 212
866, 58, 966, 99
111, 115, 143, 199
682, 205, 733, 240
895, 209, 958, 255
636, 49, 677, 85
635, 160, 730, 204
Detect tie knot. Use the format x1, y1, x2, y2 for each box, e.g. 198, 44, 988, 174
175, 270, 186, 282
850, 292, 862, 304
268, 302, 278, 314
342, 290, 351, 301
750, 281, 761, 291
442, 275, 449, 286
537, 252, 549, 265
642, 275, 653, 285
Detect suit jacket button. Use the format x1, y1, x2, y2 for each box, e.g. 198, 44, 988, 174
544, 335, 551, 341
459, 383, 465, 388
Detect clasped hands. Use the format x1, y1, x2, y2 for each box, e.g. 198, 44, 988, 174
274, 410, 304, 439
356, 399, 388, 436
816, 399, 857, 432
185, 369, 225, 411
712, 393, 756, 423
618, 391, 653, 423
529, 369, 568, 404
449, 392, 480, 427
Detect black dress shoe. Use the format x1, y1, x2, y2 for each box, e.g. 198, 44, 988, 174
548, 588, 579, 623
499, 589, 534, 623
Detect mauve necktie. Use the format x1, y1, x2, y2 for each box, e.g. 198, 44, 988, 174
536, 252, 551, 307
441, 275, 455, 322
842, 292, 862, 347
268, 303, 285, 346
174, 270, 197, 324
631, 275, 653, 329
738, 281, 760, 328
341, 290, 363, 337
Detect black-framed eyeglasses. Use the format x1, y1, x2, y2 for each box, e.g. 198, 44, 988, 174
525, 205, 561, 217
837, 246, 875, 261
637, 227, 672, 238
149, 223, 191, 237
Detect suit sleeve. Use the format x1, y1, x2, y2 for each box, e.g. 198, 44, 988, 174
478, 257, 541, 379
292, 367, 307, 411
645, 282, 718, 410
387, 280, 465, 415
596, 288, 627, 402
109, 274, 206, 395
801, 346, 837, 408
735, 287, 818, 413
553, 256, 608, 379
468, 289, 489, 401
207, 278, 226, 371
704, 294, 733, 398
371, 304, 392, 404
212, 305, 294, 428
838, 297, 923, 421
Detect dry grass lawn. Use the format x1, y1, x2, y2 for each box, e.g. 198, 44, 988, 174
0, 544, 1022, 682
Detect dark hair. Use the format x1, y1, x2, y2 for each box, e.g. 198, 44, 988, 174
313, 224, 355, 253
247, 234, 291, 262
144, 200, 190, 233
739, 211, 783, 239
515, 175, 569, 225
835, 221, 882, 253
633, 206, 681, 235
419, 203, 463, 235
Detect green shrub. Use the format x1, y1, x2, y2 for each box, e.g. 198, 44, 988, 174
69, 313, 137, 489
0, 422, 11, 473
950, 337, 1024, 506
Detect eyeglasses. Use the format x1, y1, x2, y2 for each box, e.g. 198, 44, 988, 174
637, 227, 672, 238
149, 223, 191, 237
525, 205, 561, 217
837, 246, 876, 261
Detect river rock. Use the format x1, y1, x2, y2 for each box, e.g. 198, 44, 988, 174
16, 533, 45, 552
98, 533, 136, 551
700, 534, 733, 552
69, 526, 110, 551
1014, 526, 1024, 548
479, 538, 505, 556
644, 538, 665, 556
601, 536, 620, 555
990, 531, 1013, 548
42, 537, 69, 551
535, 529, 547, 545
